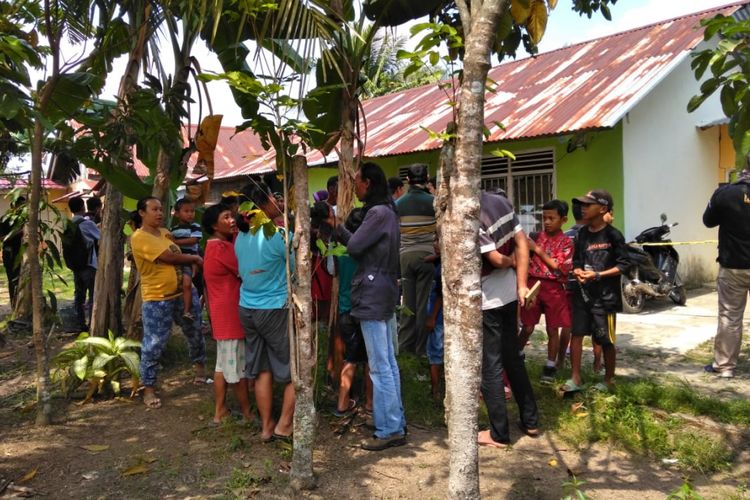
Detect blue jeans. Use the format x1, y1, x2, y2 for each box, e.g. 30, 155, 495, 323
426, 295, 444, 366
360, 319, 406, 438
140, 290, 205, 387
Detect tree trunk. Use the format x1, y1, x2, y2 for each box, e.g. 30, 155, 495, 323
336, 92, 358, 221
12, 259, 31, 320
290, 155, 317, 491
442, 2, 505, 498
91, 4, 151, 337
89, 182, 125, 337
28, 119, 52, 425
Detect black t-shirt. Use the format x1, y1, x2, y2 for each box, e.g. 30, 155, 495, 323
573, 225, 630, 311
703, 178, 750, 269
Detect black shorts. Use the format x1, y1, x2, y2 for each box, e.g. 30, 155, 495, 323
339, 312, 367, 364
572, 302, 617, 347
239, 307, 291, 383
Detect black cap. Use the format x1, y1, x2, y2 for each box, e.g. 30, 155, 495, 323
574, 189, 614, 210
406, 164, 428, 184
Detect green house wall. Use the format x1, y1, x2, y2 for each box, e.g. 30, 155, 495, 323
369, 123, 625, 232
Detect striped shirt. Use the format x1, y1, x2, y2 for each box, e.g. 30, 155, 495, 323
479, 191, 523, 310
395, 186, 436, 254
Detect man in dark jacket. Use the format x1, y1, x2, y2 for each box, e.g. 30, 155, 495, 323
395, 164, 436, 355
0, 196, 25, 308
703, 159, 750, 379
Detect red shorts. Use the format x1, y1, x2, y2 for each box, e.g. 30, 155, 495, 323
520, 278, 572, 329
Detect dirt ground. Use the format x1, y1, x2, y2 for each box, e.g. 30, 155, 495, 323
1, 290, 749, 499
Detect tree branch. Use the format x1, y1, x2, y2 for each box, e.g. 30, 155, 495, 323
455, 0, 472, 36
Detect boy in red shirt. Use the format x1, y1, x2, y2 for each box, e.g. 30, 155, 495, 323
519, 200, 574, 384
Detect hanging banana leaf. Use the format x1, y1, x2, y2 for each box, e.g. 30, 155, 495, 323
363, 0, 445, 26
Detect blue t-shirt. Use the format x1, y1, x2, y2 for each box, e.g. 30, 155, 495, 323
235, 229, 293, 309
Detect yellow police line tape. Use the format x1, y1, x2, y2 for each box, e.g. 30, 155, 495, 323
634, 239, 718, 247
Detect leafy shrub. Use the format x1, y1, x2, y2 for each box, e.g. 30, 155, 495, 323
52, 331, 141, 402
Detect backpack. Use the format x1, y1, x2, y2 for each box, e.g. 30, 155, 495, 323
61, 218, 88, 271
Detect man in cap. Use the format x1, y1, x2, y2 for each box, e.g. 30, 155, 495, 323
395, 164, 437, 355
703, 158, 750, 379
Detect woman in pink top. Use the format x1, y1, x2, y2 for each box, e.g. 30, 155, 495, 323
202, 203, 254, 425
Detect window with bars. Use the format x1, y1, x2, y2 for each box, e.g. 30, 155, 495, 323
480, 148, 555, 234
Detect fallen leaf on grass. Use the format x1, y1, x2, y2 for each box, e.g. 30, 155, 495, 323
122, 464, 149, 476
548, 458, 558, 467
81, 471, 99, 481
574, 412, 589, 418
81, 444, 110, 452
18, 468, 37, 483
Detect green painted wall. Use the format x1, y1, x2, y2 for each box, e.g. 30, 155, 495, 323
307, 167, 339, 202
370, 124, 625, 232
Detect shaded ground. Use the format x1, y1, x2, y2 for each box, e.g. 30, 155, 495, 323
1, 287, 749, 499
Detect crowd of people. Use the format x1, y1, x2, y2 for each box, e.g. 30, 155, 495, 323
2, 156, 748, 453
118, 159, 637, 452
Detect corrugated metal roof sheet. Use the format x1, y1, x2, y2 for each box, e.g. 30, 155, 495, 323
213, 1, 746, 177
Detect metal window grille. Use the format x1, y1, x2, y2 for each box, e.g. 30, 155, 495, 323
481, 148, 555, 234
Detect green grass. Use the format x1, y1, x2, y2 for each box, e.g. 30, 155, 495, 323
525, 358, 740, 473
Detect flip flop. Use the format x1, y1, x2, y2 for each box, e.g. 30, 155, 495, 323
143, 395, 162, 409
560, 379, 582, 393
272, 432, 293, 443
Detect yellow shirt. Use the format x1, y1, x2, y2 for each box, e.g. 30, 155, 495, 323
131, 228, 182, 302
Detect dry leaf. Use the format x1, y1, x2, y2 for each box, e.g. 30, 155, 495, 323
547, 0, 558, 9
18, 468, 37, 483
511, 0, 531, 24
548, 458, 558, 467
575, 412, 589, 418
81, 444, 110, 452
526, 0, 549, 45
143, 457, 158, 464
122, 463, 149, 476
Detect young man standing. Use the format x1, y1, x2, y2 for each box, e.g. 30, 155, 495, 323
477, 190, 539, 448
703, 160, 750, 379
236, 183, 295, 442
67, 196, 100, 331
563, 190, 629, 393
395, 164, 436, 355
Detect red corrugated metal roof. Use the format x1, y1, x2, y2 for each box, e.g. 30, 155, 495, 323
0, 178, 66, 190
211, 1, 746, 177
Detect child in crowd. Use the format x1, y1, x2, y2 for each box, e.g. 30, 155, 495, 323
202, 203, 254, 425
334, 208, 373, 417
562, 190, 629, 393
170, 198, 203, 322
519, 200, 574, 384
424, 235, 444, 403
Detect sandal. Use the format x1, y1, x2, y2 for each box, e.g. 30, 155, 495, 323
560, 379, 582, 393
517, 421, 540, 438
333, 399, 358, 418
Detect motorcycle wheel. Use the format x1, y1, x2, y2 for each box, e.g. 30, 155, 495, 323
621, 275, 645, 314
669, 286, 687, 306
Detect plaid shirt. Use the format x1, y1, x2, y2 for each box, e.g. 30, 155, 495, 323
528, 230, 573, 283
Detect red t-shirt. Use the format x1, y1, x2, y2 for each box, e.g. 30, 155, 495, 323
204, 238, 244, 340
528, 230, 574, 283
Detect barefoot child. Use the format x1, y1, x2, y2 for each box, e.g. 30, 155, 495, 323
424, 235, 444, 403
170, 198, 203, 322
562, 190, 629, 393
519, 200, 574, 384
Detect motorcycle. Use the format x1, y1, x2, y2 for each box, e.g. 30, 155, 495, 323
620, 213, 687, 313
